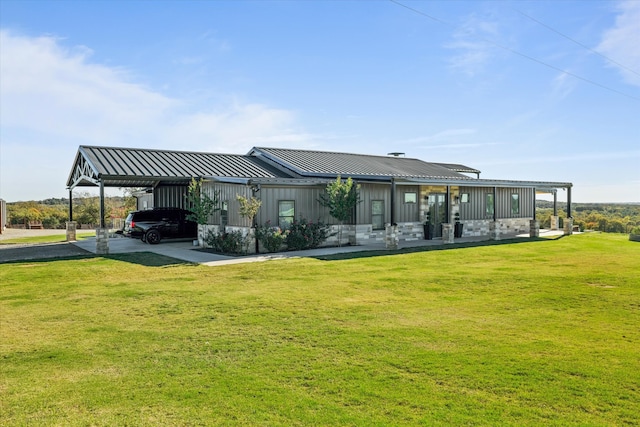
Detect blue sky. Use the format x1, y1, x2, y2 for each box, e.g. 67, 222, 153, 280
1, 0, 638, 203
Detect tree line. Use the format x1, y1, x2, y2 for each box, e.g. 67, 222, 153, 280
5, 193, 136, 229
536, 201, 640, 233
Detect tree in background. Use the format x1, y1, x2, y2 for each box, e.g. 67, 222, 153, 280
318, 175, 361, 246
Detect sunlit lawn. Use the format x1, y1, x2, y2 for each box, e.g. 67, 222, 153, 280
1, 233, 638, 425
0, 231, 95, 245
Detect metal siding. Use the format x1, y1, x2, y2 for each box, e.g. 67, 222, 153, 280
357, 183, 390, 225
154, 185, 188, 209
396, 185, 420, 222
256, 186, 333, 226
460, 186, 533, 219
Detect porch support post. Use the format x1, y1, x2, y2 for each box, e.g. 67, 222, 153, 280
96, 179, 109, 254
550, 190, 559, 230
446, 186, 451, 223
390, 178, 396, 225
489, 186, 500, 240
564, 186, 574, 235
65, 189, 77, 242
68, 189, 73, 221
530, 186, 539, 238
99, 179, 106, 229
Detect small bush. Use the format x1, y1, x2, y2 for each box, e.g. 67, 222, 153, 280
631, 226, 640, 235
285, 218, 329, 251
205, 230, 245, 254
255, 221, 288, 253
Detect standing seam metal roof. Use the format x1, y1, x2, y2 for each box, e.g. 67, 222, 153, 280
69, 146, 290, 187
250, 147, 473, 180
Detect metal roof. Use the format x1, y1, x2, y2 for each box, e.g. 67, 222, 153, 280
433, 162, 481, 175
67, 145, 571, 192
67, 146, 291, 189
249, 147, 473, 181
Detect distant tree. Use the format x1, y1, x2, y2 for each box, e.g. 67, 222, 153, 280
73, 193, 102, 226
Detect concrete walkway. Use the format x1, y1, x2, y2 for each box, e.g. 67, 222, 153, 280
69, 228, 568, 267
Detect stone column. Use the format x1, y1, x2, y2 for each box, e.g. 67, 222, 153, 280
95, 227, 109, 255
489, 221, 500, 241
348, 225, 357, 246
442, 223, 454, 244
550, 215, 559, 230
530, 219, 540, 238
564, 217, 574, 236
66, 221, 77, 242
385, 224, 399, 250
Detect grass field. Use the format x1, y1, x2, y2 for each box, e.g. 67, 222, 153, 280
1, 233, 638, 426
0, 232, 95, 245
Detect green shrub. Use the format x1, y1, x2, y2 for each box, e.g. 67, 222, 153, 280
255, 221, 287, 253
205, 229, 245, 254
285, 218, 329, 251
631, 226, 640, 235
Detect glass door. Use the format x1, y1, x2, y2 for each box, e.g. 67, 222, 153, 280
428, 193, 447, 238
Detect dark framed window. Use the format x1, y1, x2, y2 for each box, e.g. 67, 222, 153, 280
404, 192, 417, 204
460, 193, 470, 203
511, 194, 520, 215
372, 200, 384, 230
278, 200, 295, 229
485, 193, 494, 217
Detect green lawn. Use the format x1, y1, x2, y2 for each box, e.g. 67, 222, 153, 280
0, 231, 95, 245
1, 233, 638, 426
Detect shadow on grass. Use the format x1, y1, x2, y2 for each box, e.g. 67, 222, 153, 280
311, 235, 564, 261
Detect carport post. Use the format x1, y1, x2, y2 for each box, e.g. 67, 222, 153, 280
68, 189, 73, 221
99, 179, 106, 228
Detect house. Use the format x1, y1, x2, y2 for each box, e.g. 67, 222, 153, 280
66, 145, 573, 252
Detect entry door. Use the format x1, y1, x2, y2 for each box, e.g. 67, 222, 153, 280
428, 193, 447, 238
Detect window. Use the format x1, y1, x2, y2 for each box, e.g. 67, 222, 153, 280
278, 200, 295, 229
460, 193, 470, 203
220, 201, 228, 226
486, 193, 494, 217
404, 192, 417, 204
372, 200, 384, 230
511, 194, 520, 215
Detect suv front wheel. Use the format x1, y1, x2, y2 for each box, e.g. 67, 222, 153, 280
145, 229, 162, 245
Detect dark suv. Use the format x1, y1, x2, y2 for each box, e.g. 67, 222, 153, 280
122, 208, 197, 244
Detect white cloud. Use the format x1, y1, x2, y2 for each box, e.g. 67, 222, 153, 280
597, 1, 640, 87
0, 30, 312, 201
446, 14, 500, 76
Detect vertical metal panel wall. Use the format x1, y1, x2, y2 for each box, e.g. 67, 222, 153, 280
205, 182, 252, 226
356, 183, 391, 226
395, 184, 420, 222
460, 186, 534, 220
256, 185, 333, 225
154, 185, 188, 209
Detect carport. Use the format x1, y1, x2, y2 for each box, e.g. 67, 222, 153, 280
66, 145, 283, 253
